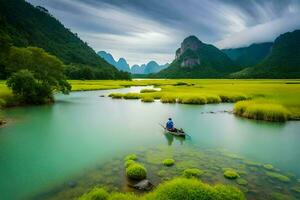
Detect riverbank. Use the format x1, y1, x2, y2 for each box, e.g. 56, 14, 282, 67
1, 79, 300, 122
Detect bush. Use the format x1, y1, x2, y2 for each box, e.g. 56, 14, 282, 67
162, 159, 175, 166
224, 170, 239, 179
124, 154, 137, 161
126, 163, 147, 180
79, 187, 109, 200
160, 96, 176, 103
141, 96, 154, 103
234, 100, 290, 122
140, 89, 157, 93
182, 168, 205, 178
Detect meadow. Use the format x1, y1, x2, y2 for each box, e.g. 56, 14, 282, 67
1, 79, 300, 122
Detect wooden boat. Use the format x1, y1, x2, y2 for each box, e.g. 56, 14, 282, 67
162, 126, 186, 137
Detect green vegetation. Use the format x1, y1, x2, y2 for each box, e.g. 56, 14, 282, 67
141, 96, 154, 103
126, 163, 147, 180
123, 93, 140, 100
266, 171, 291, 182
224, 170, 239, 179
140, 89, 157, 93
0, 0, 130, 80
124, 160, 135, 168
263, 164, 274, 170
236, 178, 248, 186
182, 168, 204, 178
124, 154, 137, 161
234, 100, 291, 122
79, 187, 109, 200
162, 159, 175, 166
160, 96, 177, 103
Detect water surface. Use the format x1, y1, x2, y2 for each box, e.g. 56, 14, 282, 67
0, 86, 299, 200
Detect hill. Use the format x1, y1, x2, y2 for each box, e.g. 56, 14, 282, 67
154, 36, 240, 78
97, 51, 130, 72
231, 30, 300, 78
0, 0, 129, 79
223, 42, 273, 67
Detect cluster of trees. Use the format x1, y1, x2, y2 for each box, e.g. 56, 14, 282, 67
0, 35, 71, 104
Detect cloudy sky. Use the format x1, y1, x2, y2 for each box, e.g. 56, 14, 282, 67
27, 0, 300, 66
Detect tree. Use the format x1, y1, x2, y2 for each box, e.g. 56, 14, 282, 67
6, 47, 71, 104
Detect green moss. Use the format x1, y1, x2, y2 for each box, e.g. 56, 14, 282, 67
140, 89, 157, 93
243, 160, 261, 167
291, 186, 300, 193
126, 163, 147, 180
236, 178, 248, 186
108, 193, 139, 200
144, 178, 245, 200
124, 160, 135, 168
182, 168, 205, 178
271, 192, 294, 200
124, 154, 137, 161
79, 187, 109, 200
224, 170, 239, 179
157, 170, 168, 177
162, 158, 175, 166
266, 171, 291, 182
263, 164, 274, 170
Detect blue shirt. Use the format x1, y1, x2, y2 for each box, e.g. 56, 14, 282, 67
166, 120, 174, 129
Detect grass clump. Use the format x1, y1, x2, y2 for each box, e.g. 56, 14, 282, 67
109, 193, 139, 200
219, 94, 248, 103
160, 96, 176, 103
144, 177, 245, 200
224, 170, 239, 179
78, 187, 109, 200
123, 93, 141, 99
263, 164, 274, 170
266, 171, 290, 182
162, 158, 175, 166
108, 93, 124, 99
236, 178, 248, 186
140, 89, 157, 93
124, 154, 137, 161
234, 100, 290, 122
178, 95, 206, 105
141, 96, 154, 103
182, 168, 205, 178
126, 163, 147, 180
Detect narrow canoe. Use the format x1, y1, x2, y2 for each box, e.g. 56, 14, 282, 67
163, 127, 186, 137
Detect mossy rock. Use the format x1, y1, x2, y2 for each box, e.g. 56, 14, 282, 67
78, 187, 109, 200
266, 171, 290, 183
126, 163, 147, 180
163, 158, 175, 166
236, 178, 248, 186
124, 154, 137, 161
144, 178, 245, 200
224, 170, 239, 179
182, 168, 205, 178
263, 164, 274, 170
124, 160, 135, 168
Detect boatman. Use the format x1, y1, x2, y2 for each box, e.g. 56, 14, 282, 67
166, 118, 175, 131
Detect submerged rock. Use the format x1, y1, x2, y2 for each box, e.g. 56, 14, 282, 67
130, 179, 153, 191
68, 181, 77, 188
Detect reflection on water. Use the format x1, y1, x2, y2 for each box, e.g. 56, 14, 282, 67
0, 86, 299, 200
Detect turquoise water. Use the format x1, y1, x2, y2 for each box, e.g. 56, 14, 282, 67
0, 87, 299, 200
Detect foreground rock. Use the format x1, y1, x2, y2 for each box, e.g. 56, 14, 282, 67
130, 179, 153, 191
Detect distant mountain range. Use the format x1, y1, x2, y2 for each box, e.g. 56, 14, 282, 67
153, 30, 300, 78
0, 0, 130, 80
97, 51, 169, 74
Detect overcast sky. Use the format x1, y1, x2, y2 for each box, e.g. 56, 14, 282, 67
27, 0, 300, 66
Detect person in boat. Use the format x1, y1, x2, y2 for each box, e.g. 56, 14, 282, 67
166, 118, 175, 131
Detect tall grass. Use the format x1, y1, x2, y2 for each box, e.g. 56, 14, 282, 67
141, 96, 154, 103
234, 100, 291, 122
160, 95, 177, 103
140, 88, 157, 93
123, 93, 141, 99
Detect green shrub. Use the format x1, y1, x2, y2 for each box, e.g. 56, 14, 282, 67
123, 93, 141, 99
234, 100, 290, 122
124, 160, 136, 168
266, 171, 290, 182
124, 154, 137, 161
182, 168, 205, 178
224, 170, 239, 179
141, 96, 154, 103
162, 158, 175, 166
178, 95, 206, 104
140, 89, 157, 93
160, 96, 176, 103
108, 93, 124, 99
79, 187, 109, 200
126, 163, 147, 180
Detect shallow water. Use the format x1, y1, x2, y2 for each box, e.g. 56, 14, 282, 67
0, 86, 299, 200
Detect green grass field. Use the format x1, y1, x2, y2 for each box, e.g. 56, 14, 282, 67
1, 79, 300, 121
